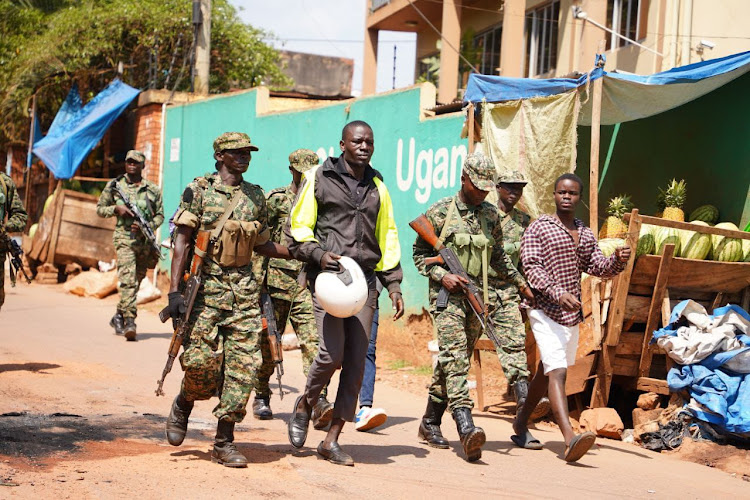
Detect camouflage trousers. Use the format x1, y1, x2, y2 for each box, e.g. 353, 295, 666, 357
179, 297, 263, 423
492, 291, 530, 386
428, 287, 528, 411
115, 240, 154, 319
0, 253, 5, 312
256, 287, 325, 398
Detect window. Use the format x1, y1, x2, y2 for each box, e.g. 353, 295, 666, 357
524, 1, 560, 77
473, 24, 503, 75
606, 0, 649, 50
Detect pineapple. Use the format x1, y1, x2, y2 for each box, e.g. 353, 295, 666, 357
660, 179, 687, 222
599, 195, 633, 239
654, 191, 666, 218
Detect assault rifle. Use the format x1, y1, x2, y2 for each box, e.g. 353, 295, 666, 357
155, 230, 210, 397
1, 233, 31, 286
261, 291, 284, 400
409, 214, 504, 350
112, 180, 162, 257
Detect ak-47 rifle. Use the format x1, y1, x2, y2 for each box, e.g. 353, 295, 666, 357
261, 291, 284, 400
1, 233, 31, 286
409, 214, 504, 350
112, 180, 162, 257
155, 230, 210, 396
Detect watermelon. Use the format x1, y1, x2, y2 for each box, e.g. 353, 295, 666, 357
711, 222, 743, 262
636, 224, 656, 257
655, 227, 681, 256
598, 238, 625, 257
28, 223, 38, 239
43, 194, 55, 213
679, 221, 711, 260
688, 205, 719, 224
742, 239, 750, 262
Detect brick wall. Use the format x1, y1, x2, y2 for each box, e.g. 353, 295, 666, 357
133, 103, 163, 185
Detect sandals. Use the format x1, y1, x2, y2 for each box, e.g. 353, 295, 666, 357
511, 430, 543, 450
564, 432, 596, 462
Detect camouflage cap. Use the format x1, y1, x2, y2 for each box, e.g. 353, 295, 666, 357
125, 150, 145, 163
212, 132, 259, 153
462, 152, 496, 191
497, 170, 528, 185
289, 148, 319, 173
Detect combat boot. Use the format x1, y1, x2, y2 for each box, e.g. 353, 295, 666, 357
212, 419, 248, 468
514, 378, 551, 421
453, 407, 486, 462
252, 395, 273, 420
165, 394, 193, 446
417, 398, 449, 449
123, 317, 137, 341
312, 396, 334, 430
109, 312, 125, 335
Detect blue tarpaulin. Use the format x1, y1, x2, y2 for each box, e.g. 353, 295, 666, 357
33, 79, 140, 179
463, 51, 750, 125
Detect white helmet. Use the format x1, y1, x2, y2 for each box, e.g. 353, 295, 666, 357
315, 256, 369, 318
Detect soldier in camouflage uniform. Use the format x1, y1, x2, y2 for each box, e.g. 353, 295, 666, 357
96, 150, 163, 340
163, 132, 293, 468
253, 149, 331, 426
495, 170, 550, 420
0, 172, 29, 312
413, 153, 534, 462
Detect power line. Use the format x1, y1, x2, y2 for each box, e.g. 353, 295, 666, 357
264, 38, 416, 43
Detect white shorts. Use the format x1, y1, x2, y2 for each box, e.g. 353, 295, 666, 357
528, 309, 579, 375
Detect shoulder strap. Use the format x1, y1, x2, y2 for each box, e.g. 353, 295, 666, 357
437, 197, 460, 248
209, 191, 242, 241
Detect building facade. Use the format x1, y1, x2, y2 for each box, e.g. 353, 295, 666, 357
363, 0, 750, 103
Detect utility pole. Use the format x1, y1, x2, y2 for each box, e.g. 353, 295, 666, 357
193, 0, 211, 95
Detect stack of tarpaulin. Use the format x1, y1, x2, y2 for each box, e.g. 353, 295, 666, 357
651, 300, 750, 444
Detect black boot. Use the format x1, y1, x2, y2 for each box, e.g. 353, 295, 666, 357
453, 407, 486, 462
252, 395, 273, 420
165, 394, 193, 446
417, 399, 449, 449
123, 317, 137, 341
109, 312, 124, 335
513, 378, 530, 415
212, 419, 248, 468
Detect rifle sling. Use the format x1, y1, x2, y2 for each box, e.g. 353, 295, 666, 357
209, 191, 242, 241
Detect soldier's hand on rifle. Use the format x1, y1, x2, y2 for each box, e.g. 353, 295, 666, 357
441, 273, 468, 293
390, 291, 404, 320
559, 292, 581, 312
319, 251, 341, 271
167, 291, 187, 329
114, 204, 135, 218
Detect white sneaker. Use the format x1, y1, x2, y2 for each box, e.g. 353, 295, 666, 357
354, 406, 388, 432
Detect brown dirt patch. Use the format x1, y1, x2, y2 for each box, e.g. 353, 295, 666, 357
667, 438, 750, 480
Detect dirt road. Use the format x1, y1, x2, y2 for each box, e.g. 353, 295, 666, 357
0, 282, 747, 498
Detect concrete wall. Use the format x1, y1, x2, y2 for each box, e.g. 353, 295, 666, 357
162, 83, 468, 312
279, 51, 354, 97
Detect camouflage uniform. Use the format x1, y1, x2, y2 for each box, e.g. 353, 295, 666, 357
256, 182, 320, 397
172, 133, 269, 423
413, 154, 527, 411
493, 170, 533, 385
0, 172, 29, 311
96, 151, 164, 320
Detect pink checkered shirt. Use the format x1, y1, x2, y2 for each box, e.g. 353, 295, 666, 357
520, 214, 626, 326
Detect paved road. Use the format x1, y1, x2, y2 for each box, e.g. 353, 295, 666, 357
0, 281, 746, 498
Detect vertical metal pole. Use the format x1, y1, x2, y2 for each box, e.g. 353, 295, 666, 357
392, 44, 397, 90
589, 40, 606, 232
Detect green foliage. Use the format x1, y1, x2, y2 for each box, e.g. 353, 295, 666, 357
0, 0, 292, 149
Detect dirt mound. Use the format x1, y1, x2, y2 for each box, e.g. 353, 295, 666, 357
667, 438, 750, 481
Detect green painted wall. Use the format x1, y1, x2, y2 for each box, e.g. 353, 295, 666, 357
162, 85, 468, 312
576, 72, 750, 230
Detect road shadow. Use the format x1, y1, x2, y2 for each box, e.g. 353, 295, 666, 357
170, 442, 287, 465
133, 332, 172, 341
0, 362, 61, 374
318, 443, 430, 464
367, 415, 418, 433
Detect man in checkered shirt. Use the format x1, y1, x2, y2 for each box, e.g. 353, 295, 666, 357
511, 173, 631, 463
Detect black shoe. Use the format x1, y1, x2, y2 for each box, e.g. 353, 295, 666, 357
252, 396, 273, 420
212, 419, 248, 468
123, 317, 137, 341
417, 399, 449, 449
110, 312, 125, 335
165, 395, 193, 446
312, 396, 333, 430
453, 407, 486, 462
288, 395, 310, 449
316, 441, 354, 466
